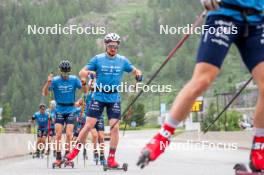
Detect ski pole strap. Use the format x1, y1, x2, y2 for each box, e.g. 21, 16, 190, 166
220, 2, 263, 37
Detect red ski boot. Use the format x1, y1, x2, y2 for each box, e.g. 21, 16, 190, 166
107, 157, 119, 168
250, 136, 264, 172
64, 143, 82, 161
137, 123, 175, 169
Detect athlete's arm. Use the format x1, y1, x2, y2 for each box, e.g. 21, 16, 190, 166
200, 0, 219, 11
42, 73, 53, 96
132, 67, 143, 82
132, 67, 142, 77
79, 66, 96, 80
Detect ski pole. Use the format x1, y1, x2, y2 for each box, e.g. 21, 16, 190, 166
47, 92, 52, 168
203, 77, 253, 134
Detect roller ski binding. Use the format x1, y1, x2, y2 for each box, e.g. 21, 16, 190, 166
103, 157, 128, 171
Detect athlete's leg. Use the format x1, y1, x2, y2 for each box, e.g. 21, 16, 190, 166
91, 128, 98, 151
65, 124, 74, 153
138, 15, 242, 164
98, 131, 105, 155
250, 63, 264, 171
235, 21, 264, 171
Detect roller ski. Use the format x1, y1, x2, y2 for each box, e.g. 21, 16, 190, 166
234, 136, 264, 175
103, 157, 128, 171
137, 125, 173, 169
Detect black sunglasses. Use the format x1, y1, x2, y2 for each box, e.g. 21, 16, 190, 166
107, 44, 119, 49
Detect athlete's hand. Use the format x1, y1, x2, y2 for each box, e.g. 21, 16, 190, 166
81, 78, 86, 86
89, 72, 96, 79
134, 69, 143, 82
47, 73, 53, 84
135, 75, 143, 82
200, 0, 220, 11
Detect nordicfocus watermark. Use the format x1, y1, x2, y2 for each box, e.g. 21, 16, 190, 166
28, 140, 105, 152
93, 82, 172, 93
160, 23, 238, 35
27, 24, 106, 35
160, 140, 238, 151
27, 139, 238, 152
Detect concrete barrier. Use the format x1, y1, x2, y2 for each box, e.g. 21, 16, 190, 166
0, 133, 34, 160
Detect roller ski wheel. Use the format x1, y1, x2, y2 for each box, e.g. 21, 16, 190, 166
52, 160, 62, 169
137, 150, 151, 169
234, 163, 264, 175
64, 160, 74, 168
103, 163, 128, 171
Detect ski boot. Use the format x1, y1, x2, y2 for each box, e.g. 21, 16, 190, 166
249, 136, 264, 172
137, 125, 174, 169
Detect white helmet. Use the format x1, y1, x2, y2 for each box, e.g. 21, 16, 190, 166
50, 100, 56, 108
104, 33, 121, 44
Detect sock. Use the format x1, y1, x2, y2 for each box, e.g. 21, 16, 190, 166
109, 148, 116, 158
56, 152, 62, 160
254, 128, 264, 137
165, 116, 181, 128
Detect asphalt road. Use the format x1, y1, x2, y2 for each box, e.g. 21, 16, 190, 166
0, 130, 250, 175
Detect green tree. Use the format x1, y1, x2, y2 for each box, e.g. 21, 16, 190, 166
1, 103, 12, 126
